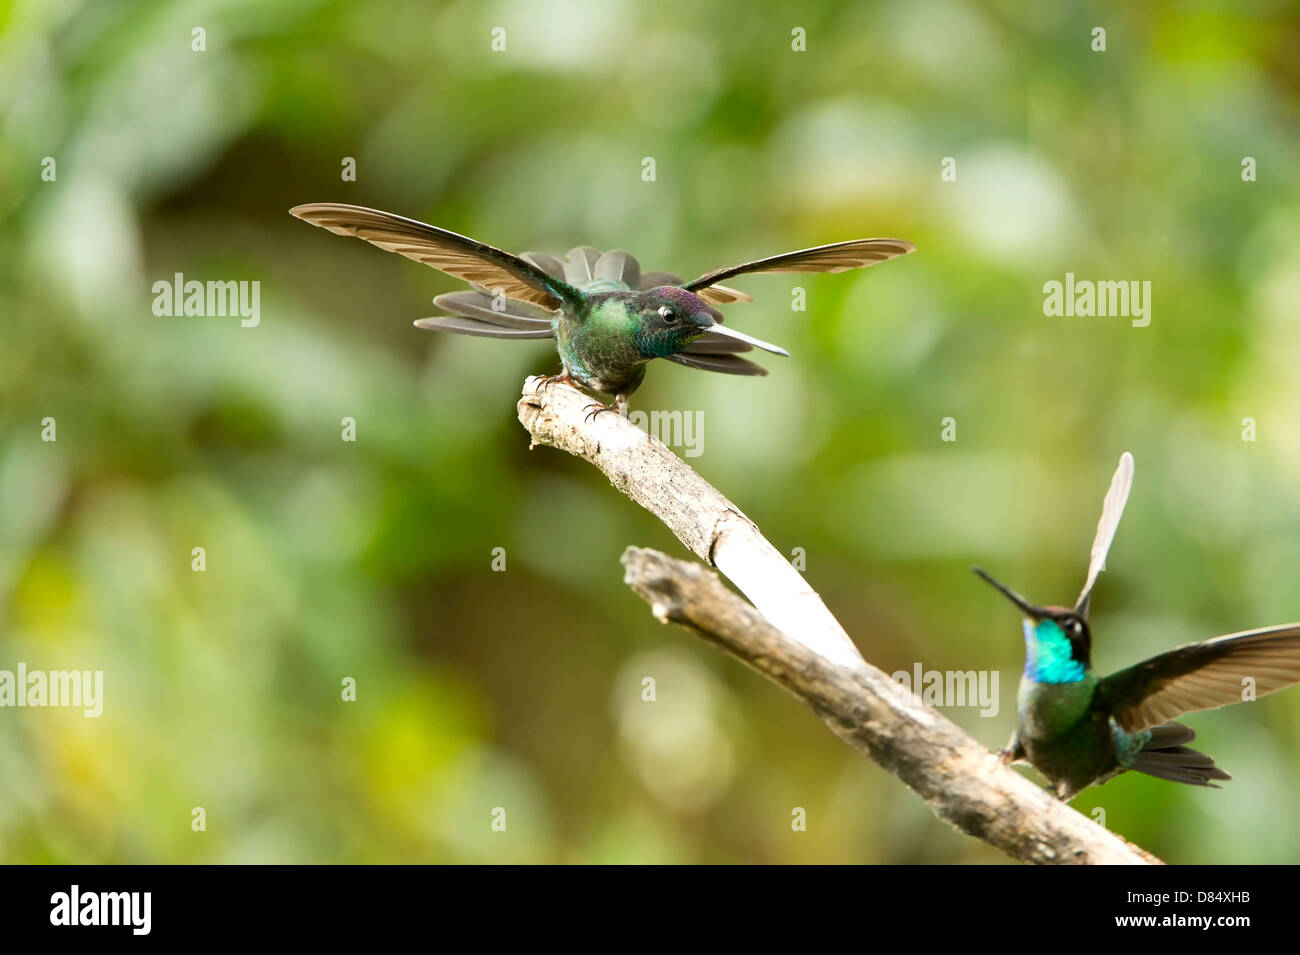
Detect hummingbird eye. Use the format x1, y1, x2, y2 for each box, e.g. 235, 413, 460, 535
657, 305, 678, 324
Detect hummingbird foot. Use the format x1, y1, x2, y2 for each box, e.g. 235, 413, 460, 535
1052, 782, 1081, 802
995, 733, 1026, 766
582, 401, 626, 423
532, 373, 572, 394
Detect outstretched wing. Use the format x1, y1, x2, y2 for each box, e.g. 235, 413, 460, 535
683, 238, 915, 296
1100, 624, 1300, 732
289, 203, 583, 310
412, 316, 554, 339
1075, 451, 1136, 615
694, 284, 754, 306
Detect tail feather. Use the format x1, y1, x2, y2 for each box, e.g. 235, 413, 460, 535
1129, 721, 1231, 788
1144, 722, 1196, 748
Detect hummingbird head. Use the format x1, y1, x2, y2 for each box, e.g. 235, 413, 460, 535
631, 287, 789, 359
972, 568, 1091, 682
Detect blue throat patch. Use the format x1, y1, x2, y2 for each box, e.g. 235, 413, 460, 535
1023, 619, 1086, 684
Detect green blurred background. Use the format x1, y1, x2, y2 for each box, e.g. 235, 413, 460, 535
3, 0, 1299, 864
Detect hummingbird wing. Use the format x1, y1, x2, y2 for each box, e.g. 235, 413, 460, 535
412, 315, 553, 339
519, 251, 567, 281
694, 285, 755, 305
1099, 623, 1300, 732
414, 290, 555, 339
1074, 451, 1135, 616
681, 239, 916, 301
430, 290, 555, 326
289, 203, 583, 310
664, 352, 768, 376
636, 267, 754, 309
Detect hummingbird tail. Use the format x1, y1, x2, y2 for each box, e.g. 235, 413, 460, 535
1127, 721, 1231, 788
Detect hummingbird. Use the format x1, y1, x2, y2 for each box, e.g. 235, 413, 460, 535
974, 452, 1300, 801
289, 203, 914, 416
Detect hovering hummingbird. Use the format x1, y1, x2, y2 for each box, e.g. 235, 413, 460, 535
974, 452, 1300, 801
289, 203, 914, 416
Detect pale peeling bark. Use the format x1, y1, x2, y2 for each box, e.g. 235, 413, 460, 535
516, 377, 1161, 865
517, 377, 862, 669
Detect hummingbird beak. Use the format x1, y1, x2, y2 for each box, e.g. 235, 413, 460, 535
972, 567, 1051, 619
704, 323, 790, 357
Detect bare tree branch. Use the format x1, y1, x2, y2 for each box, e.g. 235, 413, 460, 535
517, 377, 862, 668
516, 377, 1161, 865
622, 547, 1162, 865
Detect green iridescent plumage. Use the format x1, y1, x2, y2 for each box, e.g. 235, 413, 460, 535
289, 203, 915, 414
976, 452, 1300, 800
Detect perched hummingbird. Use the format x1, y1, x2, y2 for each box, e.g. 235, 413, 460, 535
975, 452, 1300, 801
289, 203, 914, 415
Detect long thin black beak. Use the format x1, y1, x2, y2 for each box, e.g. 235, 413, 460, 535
972, 567, 1049, 618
